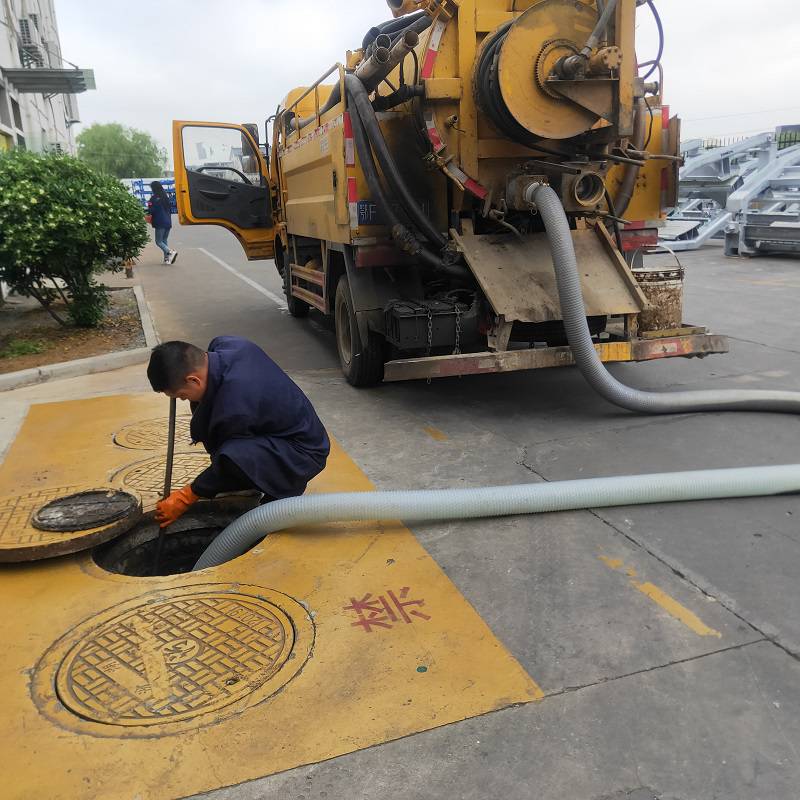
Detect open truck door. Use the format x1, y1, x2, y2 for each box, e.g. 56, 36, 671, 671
172, 121, 275, 260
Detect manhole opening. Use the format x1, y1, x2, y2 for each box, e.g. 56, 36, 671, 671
94, 526, 222, 577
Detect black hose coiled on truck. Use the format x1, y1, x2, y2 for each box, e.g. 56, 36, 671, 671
473, 20, 599, 163
347, 76, 447, 250
475, 23, 543, 150
345, 76, 469, 282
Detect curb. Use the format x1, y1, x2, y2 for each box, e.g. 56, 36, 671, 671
0, 285, 161, 393
133, 284, 160, 348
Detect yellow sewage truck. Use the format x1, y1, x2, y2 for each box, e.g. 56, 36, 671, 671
173, 0, 728, 386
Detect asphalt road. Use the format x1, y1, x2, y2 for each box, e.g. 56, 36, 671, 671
140, 221, 800, 800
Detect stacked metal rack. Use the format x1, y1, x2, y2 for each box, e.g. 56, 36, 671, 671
661, 126, 800, 256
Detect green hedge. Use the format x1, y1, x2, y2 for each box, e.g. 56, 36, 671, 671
0, 150, 148, 326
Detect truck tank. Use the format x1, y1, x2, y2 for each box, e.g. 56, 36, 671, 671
173, 0, 728, 386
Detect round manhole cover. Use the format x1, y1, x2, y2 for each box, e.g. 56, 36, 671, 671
112, 453, 211, 497
0, 486, 143, 563
32, 489, 140, 532
33, 584, 314, 737
114, 416, 193, 450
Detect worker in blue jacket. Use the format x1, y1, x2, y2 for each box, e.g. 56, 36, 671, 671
147, 337, 330, 527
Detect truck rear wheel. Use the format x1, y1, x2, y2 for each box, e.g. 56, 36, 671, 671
335, 275, 384, 386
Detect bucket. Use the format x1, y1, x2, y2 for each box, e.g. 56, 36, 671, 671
633, 267, 684, 332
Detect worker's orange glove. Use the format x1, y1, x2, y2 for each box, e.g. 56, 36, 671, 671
155, 485, 200, 528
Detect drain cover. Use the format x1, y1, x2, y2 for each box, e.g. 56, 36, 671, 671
114, 416, 193, 450
33, 584, 314, 737
113, 453, 211, 498
0, 486, 143, 563
32, 489, 139, 532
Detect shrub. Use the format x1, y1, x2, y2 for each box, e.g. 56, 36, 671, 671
0, 150, 148, 327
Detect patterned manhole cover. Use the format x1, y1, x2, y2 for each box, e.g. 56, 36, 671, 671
0, 486, 143, 563
32, 489, 140, 532
112, 453, 211, 497
114, 416, 193, 450
33, 584, 314, 737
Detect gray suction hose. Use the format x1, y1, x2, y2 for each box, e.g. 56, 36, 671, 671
526, 182, 800, 414
193, 465, 800, 569
191, 185, 800, 571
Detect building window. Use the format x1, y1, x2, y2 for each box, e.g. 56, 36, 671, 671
11, 98, 23, 130
0, 132, 12, 151
0, 86, 11, 128
16, 134, 26, 150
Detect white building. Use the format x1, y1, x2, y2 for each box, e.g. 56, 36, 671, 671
0, 0, 93, 154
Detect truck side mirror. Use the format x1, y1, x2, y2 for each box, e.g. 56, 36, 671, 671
242, 123, 260, 146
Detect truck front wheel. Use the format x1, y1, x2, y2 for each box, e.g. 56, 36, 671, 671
335, 275, 384, 386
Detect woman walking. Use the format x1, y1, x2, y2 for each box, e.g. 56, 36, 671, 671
147, 181, 178, 264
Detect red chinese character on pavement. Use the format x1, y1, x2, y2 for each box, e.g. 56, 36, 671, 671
343, 586, 431, 633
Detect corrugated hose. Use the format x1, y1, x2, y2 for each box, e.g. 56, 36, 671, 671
192, 186, 800, 570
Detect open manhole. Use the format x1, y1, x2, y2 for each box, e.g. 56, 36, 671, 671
32, 489, 139, 532
93, 498, 260, 577
32, 583, 315, 737
95, 526, 223, 577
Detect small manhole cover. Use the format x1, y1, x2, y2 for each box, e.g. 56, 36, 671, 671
112, 453, 211, 496
32, 489, 139, 532
33, 584, 314, 737
0, 486, 143, 563
114, 417, 193, 451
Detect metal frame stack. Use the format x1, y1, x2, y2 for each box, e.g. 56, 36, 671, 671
660, 127, 800, 256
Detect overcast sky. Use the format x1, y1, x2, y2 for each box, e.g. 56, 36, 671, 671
56, 0, 800, 161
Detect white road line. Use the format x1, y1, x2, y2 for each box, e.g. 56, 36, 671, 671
197, 247, 288, 310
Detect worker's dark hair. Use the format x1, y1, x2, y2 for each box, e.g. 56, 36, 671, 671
147, 341, 206, 392
150, 180, 170, 212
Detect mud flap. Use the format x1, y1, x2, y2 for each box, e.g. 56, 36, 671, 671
343, 246, 423, 343
452, 220, 647, 323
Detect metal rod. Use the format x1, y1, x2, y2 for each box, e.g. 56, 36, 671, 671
163, 397, 177, 499
152, 397, 177, 575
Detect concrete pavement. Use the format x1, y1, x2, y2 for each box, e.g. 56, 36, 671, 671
5, 222, 800, 799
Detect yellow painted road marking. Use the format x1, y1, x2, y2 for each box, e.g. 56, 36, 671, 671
598, 556, 624, 571
528, 681, 546, 701
0, 395, 542, 800
423, 425, 448, 442
631, 581, 722, 638
599, 556, 721, 638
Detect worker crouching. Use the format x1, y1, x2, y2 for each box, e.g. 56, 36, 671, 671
147, 337, 330, 528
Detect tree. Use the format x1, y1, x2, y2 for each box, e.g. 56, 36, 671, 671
0, 150, 148, 327
76, 123, 167, 178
